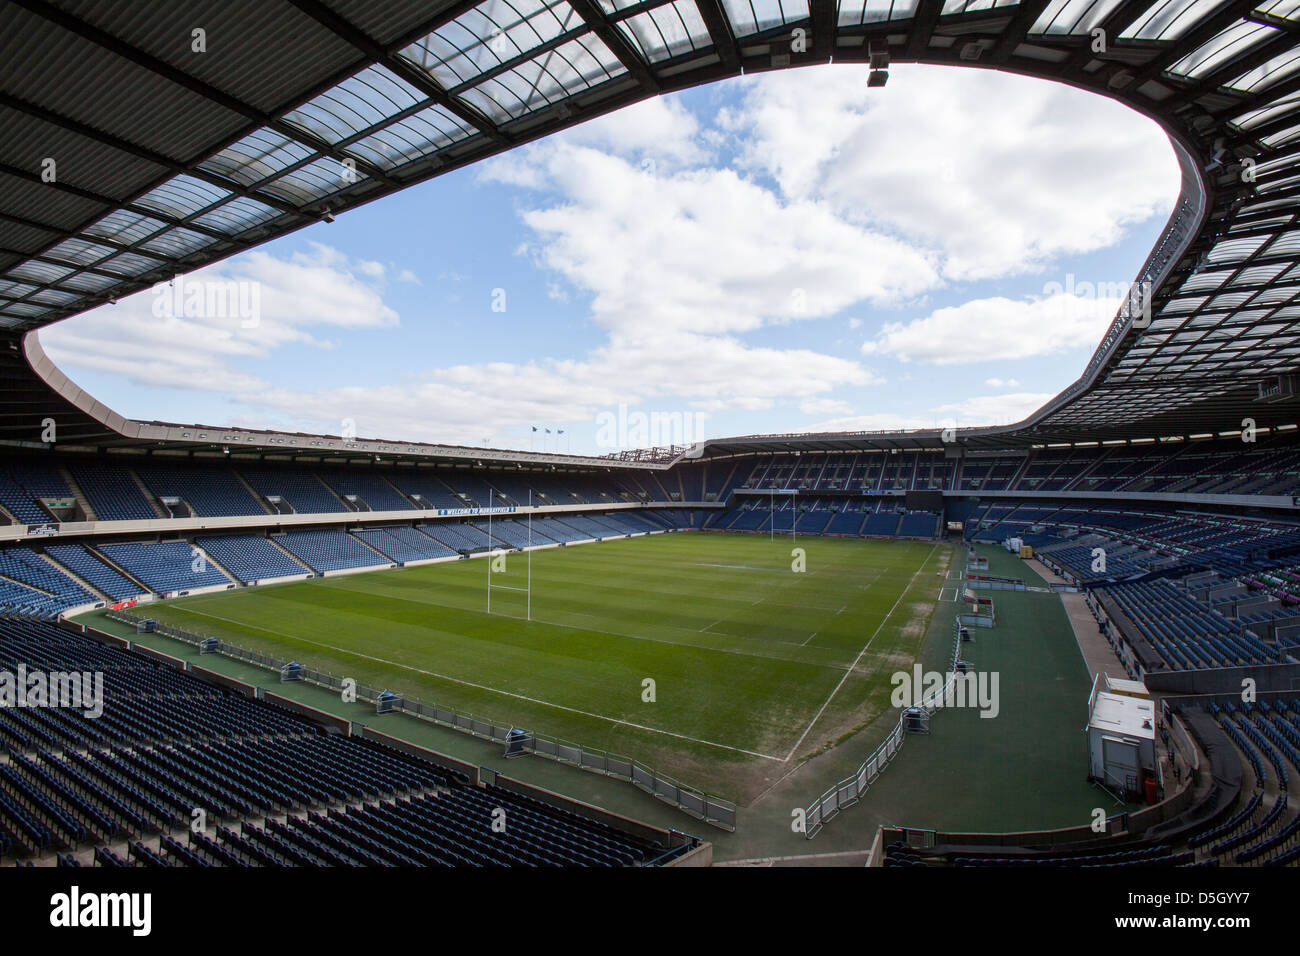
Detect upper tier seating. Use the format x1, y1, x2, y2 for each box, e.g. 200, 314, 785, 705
68, 463, 157, 521
317, 470, 415, 512
240, 468, 348, 514
135, 465, 264, 517
384, 472, 467, 510
0, 463, 71, 525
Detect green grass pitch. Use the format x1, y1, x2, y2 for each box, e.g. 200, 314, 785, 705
141, 531, 947, 803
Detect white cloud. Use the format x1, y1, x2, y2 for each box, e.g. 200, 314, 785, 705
44, 244, 883, 448
218, 330, 880, 447
800, 412, 934, 433
726, 64, 1178, 281
934, 391, 1057, 427
801, 389, 1057, 434
484, 97, 709, 187
799, 397, 855, 416
985, 377, 1021, 388
42, 244, 399, 393
556, 95, 709, 168
497, 143, 939, 337
863, 292, 1121, 364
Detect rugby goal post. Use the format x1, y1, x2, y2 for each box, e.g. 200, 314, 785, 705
486, 489, 534, 621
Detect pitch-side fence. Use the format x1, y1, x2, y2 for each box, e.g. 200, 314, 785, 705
802, 619, 964, 838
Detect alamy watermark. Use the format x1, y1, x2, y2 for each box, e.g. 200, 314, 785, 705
595, 404, 708, 450
1042, 274, 1153, 329
0, 665, 104, 718
890, 664, 1000, 718
152, 274, 261, 328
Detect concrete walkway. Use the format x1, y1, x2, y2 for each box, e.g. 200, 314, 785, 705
1031, 558, 1128, 681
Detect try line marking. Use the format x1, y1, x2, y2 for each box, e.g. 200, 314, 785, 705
167, 605, 786, 762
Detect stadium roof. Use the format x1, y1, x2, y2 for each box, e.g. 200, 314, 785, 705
4, 0, 1300, 462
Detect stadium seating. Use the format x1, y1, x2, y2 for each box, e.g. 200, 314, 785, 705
420, 521, 492, 552
68, 463, 157, 521
317, 470, 415, 512
240, 468, 349, 514
44, 544, 144, 602
95, 541, 232, 594
0, 547, 96, 613
0, 619, 689, 867
530, 517, 593, 543
272, 529, 391, 573
897, 511, 939, 538
0, 463, 71, 525
135, 465, 264, 517
194, 535, 308, 583
352, 527, 458, 563
549, 515, 622, 540
386, 471, 476, 510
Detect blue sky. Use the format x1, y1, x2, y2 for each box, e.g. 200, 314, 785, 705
42, 64, 1180, 455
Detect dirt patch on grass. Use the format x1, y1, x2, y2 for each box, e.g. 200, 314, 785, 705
900, 601, 931, 641
778, 543, 950, 775
650, 747, 780, 807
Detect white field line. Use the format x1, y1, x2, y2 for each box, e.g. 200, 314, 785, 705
781, 542, 940, 763
168, 543, 931, 764
171, 606, 785, 761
